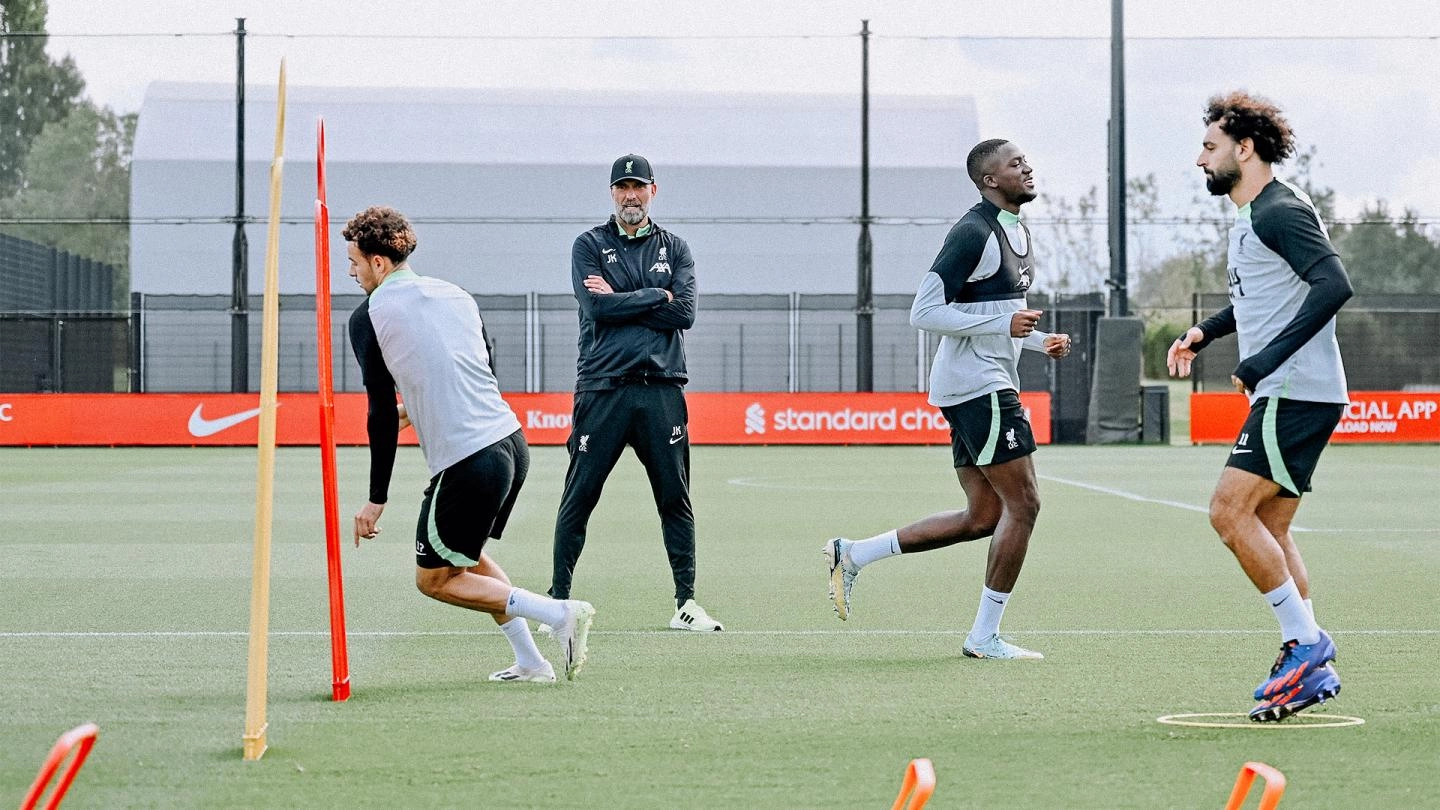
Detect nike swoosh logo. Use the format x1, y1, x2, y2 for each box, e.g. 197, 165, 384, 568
187, 403, 273, 437
602, 248, 616, 254
669, 435, 685, 445
987, 596, 1006, 604
1231, 448, 1253, 454
1270, 596, 1290, 607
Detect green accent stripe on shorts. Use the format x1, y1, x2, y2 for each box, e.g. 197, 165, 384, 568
976, 391, 1002, 466
1262, 398, 1298, 496
426, 472, 479, 568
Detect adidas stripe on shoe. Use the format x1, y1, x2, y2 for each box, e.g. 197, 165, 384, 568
670, 599, 724, 631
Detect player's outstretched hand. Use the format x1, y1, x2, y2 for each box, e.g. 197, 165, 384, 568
1010, 309, 1042, 338
1043, 333, 1071, 358
1167, 327, 1205, 378
354, 501, 385, 547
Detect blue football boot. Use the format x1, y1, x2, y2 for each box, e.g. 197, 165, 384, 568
1254, 629, 1336, 700
1249, 662, 1341, 722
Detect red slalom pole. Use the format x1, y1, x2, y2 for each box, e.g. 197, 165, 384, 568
314, 117, 350, 701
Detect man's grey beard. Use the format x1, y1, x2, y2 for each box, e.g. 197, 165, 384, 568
617, 205, 647, 226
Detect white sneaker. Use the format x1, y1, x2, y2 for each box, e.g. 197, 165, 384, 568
962, 633, 1044, 660
670, 599, 724, 632
548, 600, 595, 680
488, 661, 556, 683
823, 538, 860, 620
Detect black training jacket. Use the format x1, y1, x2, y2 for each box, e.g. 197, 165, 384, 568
570, 216, 695, 391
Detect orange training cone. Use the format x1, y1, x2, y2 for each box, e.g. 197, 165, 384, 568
891, 758, 936, 810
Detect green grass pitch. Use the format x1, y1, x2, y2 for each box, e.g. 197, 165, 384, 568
2, 443, 1437, 808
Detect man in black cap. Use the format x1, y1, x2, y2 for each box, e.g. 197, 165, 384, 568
548, 154, 724, 632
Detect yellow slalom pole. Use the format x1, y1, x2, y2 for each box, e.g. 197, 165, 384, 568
243, 58, 287, 762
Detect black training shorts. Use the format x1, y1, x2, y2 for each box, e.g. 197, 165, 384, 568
940, 389, 1037, 469
1225, 397, 1343, 498
415, 429, 529, 569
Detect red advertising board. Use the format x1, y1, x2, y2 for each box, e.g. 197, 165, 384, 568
1190, 391, 1440, 444
0, 392, 1050, 447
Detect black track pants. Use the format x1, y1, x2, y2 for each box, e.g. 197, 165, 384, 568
550, 382, 695, 605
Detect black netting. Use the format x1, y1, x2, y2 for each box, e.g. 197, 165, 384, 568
1193, 294, 1440, 392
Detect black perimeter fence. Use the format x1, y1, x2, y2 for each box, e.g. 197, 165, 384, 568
5, 293, 1440, 445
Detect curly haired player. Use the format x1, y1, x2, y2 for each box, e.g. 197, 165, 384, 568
345, 205, 594, 682
1169, 92, 1354, 721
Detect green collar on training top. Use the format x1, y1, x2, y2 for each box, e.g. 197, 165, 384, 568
372, 266, 417, 297
614, 219, 653, 239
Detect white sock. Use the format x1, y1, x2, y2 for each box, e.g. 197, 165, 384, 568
499, 616, 547, 670
848, 529, 901, 569
1263, 578, 1320, 644
505, 588, 567, 628
1304, 597, 1315, 622
966, 586, 1010, 645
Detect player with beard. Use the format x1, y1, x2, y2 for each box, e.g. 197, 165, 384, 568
1168, 92, 1353, 721
824, 139, 1071, 660
549, 154, 725, 633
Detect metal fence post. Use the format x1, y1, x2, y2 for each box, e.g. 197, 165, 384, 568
51, 319, 64, 392
788, 292, 800, 393
131, 292, 145, 392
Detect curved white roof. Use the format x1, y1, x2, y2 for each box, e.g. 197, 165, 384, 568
133, 82, 977, 168
130, 82, 979, 295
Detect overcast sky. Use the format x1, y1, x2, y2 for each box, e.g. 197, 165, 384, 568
37, 0, 1440, 222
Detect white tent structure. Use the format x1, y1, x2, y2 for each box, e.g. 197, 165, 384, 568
128, 83, 984, 393
130, 83, 979, 296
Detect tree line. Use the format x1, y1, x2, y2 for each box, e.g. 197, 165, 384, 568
3, 0, 1436, 322
1031, 148, 1440, 378
1, 0, 133, 307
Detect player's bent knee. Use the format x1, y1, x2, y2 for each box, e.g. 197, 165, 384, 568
414, 567, 452, 600
967, 515, 1000, 538
1207, 496, 1246, 541
1203, 501, 1249, 544
1207, 506, 1228, 537
1005, 493, 1040, 526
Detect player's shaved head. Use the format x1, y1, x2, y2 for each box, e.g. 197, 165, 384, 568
967, 139, 1012, 189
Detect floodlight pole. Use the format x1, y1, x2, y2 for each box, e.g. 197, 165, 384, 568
1107, 0, 1128, 317
856, 19, 874, 392
231, 18, 249, 392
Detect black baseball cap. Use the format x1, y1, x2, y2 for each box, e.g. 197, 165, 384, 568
610, 154, 655, 186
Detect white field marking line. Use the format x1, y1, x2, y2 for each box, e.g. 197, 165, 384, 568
1041, 474, 1439, 534
729, 472, 1227, 518
1037, 473, 1334, 532
726, 476, 883, 493
4, 629, 1438, 639
731, 471, 1432, 534
1039, 474, 1227, 517
1156, 712, 1365, 729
